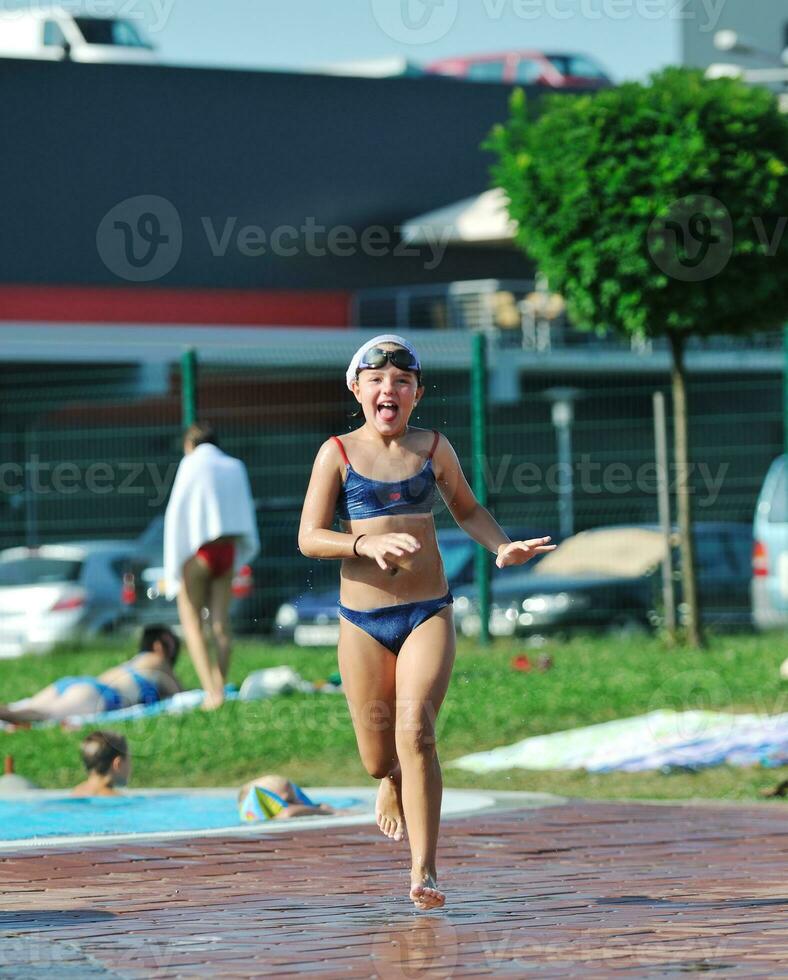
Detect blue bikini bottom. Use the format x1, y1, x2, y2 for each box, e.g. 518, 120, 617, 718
53, 676, 124, 713
338, 591, 453, 655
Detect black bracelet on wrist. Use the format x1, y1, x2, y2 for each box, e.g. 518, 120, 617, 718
352, 534, 367, 557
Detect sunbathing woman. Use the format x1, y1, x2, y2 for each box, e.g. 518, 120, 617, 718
298, 334, 555, 911
0, 625, 182, 724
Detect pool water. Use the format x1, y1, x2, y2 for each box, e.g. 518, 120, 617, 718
0, 791, 363, 841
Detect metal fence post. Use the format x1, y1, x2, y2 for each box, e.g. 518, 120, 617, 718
181, 348, 198, 428
653, 391, 676, 639
471, 331, 490, 646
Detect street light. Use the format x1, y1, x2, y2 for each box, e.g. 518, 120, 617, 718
713, 29, 787, 64
544, 386, 581, 539
707, 29, 788, 93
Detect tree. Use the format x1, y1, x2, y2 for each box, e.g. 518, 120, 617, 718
486, 67, 788, 647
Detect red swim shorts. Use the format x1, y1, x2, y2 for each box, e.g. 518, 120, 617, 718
196, 540, 235, 578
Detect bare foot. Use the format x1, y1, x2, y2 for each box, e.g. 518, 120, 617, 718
410, 873, 445, 911
375, 774, 406, 841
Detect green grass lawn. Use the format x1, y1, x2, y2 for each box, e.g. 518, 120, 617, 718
2, 630, 786, 804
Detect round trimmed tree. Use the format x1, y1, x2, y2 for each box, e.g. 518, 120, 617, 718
487, 67, 788, 646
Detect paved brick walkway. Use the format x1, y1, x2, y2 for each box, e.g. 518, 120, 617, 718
1, 798, 786, 978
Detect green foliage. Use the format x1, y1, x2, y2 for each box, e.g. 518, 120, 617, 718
1, 631, 786, 803
486, 68, 788, 339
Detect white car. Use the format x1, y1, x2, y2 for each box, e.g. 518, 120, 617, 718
0, 541, 140, 659
752, 454, 788, 630
0, 7, 157, 63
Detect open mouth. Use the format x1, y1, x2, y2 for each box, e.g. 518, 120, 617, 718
377, 401, 399, 423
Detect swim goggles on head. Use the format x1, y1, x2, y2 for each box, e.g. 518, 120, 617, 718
357, 347, 420, 373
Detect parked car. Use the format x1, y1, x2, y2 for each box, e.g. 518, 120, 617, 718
425, 50, 612, 89
752, 454, 788, 630
0, 541, 141, 658
274, 526, 558, 647
0, 7, 157, 63
452, 522, 753, 639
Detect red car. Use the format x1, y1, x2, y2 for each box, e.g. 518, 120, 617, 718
425, 50, 611, 89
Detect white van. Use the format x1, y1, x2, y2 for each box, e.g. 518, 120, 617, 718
752, 454, 788, 630
0, 7, 157, 63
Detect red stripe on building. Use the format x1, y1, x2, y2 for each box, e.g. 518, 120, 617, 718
0, 286, 351, 327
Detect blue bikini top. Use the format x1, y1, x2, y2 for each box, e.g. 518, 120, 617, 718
125, 657, 162, 706
333, 431, 440, 521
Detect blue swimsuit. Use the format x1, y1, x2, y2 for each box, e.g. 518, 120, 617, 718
53, 658, 162, 713
332, 431, 453, 655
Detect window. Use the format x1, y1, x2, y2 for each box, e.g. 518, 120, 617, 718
0, 558, 82, 587
43, 20, 66, 47
466, 60, 507, 82
73, 17, 151, 48
692, 533, 730, 575
724, 528, 754, 578
547, 54, 606, 79
768, 462, 787, 523
514, 58, 543, 84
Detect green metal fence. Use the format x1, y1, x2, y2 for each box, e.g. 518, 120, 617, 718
0, 334, 784, 634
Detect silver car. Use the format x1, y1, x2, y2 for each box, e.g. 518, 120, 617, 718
0, 541, 139, 658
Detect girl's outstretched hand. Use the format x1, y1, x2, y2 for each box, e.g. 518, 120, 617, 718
496, 537, 556, 568
357, 533, 421, 570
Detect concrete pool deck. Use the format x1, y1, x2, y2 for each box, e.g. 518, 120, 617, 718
0, 791, 786, 977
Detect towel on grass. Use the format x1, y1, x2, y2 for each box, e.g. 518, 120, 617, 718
448, 710, 788, 774
164, 443, 259, 599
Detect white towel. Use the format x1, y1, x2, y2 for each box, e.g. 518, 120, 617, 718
163, 444, 260, 599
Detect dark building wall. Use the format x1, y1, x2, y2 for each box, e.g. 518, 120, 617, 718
0, 59, 534, 293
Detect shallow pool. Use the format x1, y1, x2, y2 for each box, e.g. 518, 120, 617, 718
0, 791, 363, 842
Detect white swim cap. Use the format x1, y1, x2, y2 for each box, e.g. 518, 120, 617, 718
345, 334, 421, 390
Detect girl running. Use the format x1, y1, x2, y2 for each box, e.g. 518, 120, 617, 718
298, 334, 555, 911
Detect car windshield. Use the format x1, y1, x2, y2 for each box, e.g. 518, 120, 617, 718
0, 557, 82, 587
547, 54, 606, 78
73, 18, 152, 48
535, 528, 665, 578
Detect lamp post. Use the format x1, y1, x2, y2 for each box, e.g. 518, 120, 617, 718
706, 29, 788, 96
544, 387, 581, 540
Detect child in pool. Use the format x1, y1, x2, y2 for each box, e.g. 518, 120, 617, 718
72, 731, 130, 797
298, 334, 555, 911
238, 774, 335, 820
